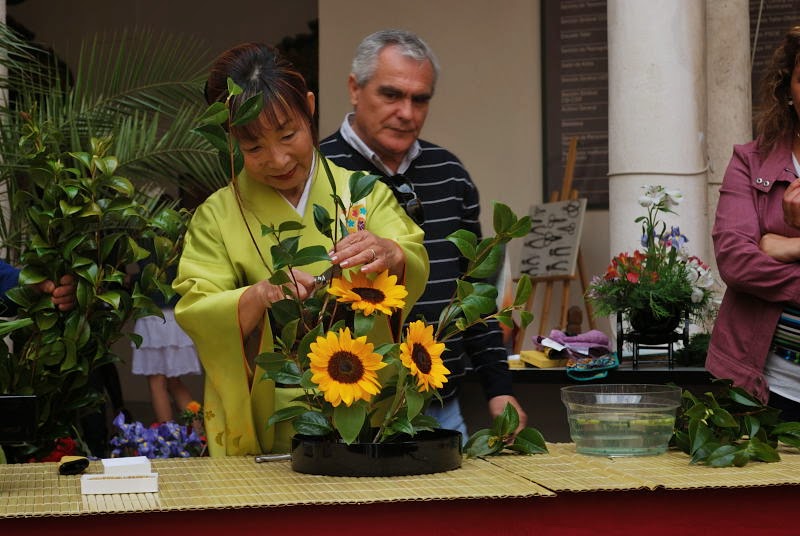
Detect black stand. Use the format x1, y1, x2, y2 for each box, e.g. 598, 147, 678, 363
616, 311, 690, 369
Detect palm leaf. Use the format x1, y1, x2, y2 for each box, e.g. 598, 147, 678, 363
0, 23, 230, 258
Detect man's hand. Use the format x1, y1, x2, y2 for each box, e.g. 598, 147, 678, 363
488, 394, 527, 437
35, 274, 77, 311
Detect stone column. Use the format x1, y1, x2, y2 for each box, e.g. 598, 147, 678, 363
607, 0, 707, 260
705, 0, 752, 275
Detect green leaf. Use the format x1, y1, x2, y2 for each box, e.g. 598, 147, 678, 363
470, 243, 504, 279
197, 101, 229, 126
492, 202, 516, 235
514, 275, 533, 306
231, 93, 264, 126
291, 245, 331, 268
293, 411, 334, 436
710, 408, 739, 428
746, 436, 780, 463
279, 319, 299, 351
333, 403, 367, 444
254, 352, 288, 373
447, 229, 477, 261
312, 204, 335, 239
277, 220, 305, 233
97, 290, 122, 309
728, 386, 762, 407
464, 429, 504, 458
354, 312, 376, 338
297, 323, 324, 369
349, 172, 380, 204
227, 77, 243, 96
507, 427, 549, 454
192, 123, 230, 152
404, 385, 424, 420
266, 405, 307, 428
494, 402, 520, 437
0, 317, 34, 337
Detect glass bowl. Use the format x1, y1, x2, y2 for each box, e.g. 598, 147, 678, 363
560, 384, 682, 456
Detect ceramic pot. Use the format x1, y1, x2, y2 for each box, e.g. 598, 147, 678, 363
290, 428, 463, 477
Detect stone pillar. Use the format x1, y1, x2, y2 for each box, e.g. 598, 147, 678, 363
705, 0, 752, 275
607, 0, 707, 261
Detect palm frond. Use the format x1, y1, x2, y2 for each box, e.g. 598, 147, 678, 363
73, 28, 211, 118
112, 106, 229, 194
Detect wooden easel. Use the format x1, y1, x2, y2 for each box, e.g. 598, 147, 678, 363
512, 137, 596, 353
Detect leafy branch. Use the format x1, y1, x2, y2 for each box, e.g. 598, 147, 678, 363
464, 403, 548, 457
671, 380, 800, 467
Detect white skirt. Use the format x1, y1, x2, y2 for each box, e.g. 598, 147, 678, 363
131, 309, 202, 377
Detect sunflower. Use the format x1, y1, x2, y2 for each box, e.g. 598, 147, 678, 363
308, 328, 387, 407
327, 269, 407, 316
399, 321, 449, 392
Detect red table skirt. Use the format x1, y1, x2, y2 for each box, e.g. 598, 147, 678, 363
1, 485, 794, 536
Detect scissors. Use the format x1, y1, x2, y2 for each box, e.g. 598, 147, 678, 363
313, 265, 342, 291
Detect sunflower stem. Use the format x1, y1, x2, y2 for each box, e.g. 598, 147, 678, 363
373, 369, 409, 442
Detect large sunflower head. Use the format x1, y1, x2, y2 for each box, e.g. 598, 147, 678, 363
399, 321, 449, 392
327, 269, 407, 316
308, 328, 387, 407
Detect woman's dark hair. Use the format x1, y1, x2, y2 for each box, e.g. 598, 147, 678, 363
205, 42, 316, 143
755, 26, 800, 154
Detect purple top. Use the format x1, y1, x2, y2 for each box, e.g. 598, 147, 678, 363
707, 135, 800, 402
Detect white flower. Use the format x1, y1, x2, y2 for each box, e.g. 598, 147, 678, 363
663, 189, 683, 209
691, 287, 705, 304
638, 195, 656, 208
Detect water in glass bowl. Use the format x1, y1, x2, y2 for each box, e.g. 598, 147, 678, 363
567, 411, 676, 456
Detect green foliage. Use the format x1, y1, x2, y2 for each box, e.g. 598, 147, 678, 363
464, 403, 548, 458
0, 112, 190, 462
0, 23, 223, 263
671, 380, 800, 467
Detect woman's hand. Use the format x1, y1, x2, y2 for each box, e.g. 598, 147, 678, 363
329, 230, 406, 276
35, 274, 77, 312
783, 179, 800, 229
759, 232, 800, 263
238, 270, 315, 337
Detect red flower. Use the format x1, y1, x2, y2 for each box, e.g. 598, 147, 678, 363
30, 437, 78, 463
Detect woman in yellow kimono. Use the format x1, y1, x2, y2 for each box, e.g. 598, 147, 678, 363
173, 43, 428, 456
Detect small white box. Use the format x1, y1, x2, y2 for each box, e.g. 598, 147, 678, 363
102, 456, 152, 475
81, 473, 159, 495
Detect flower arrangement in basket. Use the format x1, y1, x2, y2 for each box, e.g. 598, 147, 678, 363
586, 185, 716, 330
193, 78, 546, 454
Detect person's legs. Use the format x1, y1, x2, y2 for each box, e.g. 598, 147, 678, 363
166, 376, 193, 413
147, 374, 173, 423
425, 398, 468, 444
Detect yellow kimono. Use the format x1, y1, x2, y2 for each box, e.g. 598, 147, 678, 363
173, 157, 428, 456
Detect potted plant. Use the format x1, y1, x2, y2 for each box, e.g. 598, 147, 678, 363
193, 80, 548, 475
586, 185, 716, 343
0, 24, 219, 462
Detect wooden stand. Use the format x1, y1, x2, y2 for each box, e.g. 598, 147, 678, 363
513, 138, 596, 354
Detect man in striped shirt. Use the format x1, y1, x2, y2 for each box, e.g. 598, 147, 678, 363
320, 29, 527, 438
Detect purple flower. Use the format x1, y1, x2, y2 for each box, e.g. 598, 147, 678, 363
109, 411, 205, 459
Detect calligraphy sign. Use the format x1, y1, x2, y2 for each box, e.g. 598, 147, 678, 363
518, 198, 587, 279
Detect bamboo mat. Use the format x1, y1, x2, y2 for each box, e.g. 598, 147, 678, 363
488, 443, 800, 492
4, 443, 800, 518
0, 456, 553, 518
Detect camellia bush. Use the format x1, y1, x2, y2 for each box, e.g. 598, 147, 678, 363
0, 113, 190, 462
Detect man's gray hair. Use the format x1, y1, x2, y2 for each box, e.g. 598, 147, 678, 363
351, 29, 440, 90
